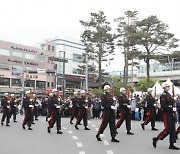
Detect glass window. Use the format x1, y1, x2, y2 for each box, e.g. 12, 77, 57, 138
47, 82, 50, 88
0, 49, 10, 56
52, 46, 54, 52
0, 77, 10, 86
12, 51, 23, 58
25, 80, 35, 88
12, 65, 23, 71
12, 78, 22, 87
51, 82, 54, 88
73, 53, 82, 62
36, 81, 46, 89
0, 64, 10, 70
25, 54, 35, 60
48, 45, 51, 51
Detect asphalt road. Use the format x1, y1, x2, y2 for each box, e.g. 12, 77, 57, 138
0, 114, 179, 154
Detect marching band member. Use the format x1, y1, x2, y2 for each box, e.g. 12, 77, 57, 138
10, 94, 18, 122
1, 93, 11, 126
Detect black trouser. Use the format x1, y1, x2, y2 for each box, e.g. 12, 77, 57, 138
34, 107, 39, 120
98, 110, 116, 138
76, 108, 87, 127
1, 109, 10, 124
116, 109, 131, 131
10, 108, 17, 121
70, 106, 79, 121
157, 113, 176, 144
49, 111, 61, 131
143, 107, 156, 128
23, 110, 33, 128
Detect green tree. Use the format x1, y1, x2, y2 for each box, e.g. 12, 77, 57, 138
80, 11, 115, 88
133, 16, 179, 88
90, 88, 103, 97
137, 78, 156, 91
111, 76, 123, 96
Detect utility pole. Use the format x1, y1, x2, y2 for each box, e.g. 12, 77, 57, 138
85, 53, 88, 92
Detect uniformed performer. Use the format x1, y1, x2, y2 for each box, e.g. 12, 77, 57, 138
96, 85, 119, 142
46, 93, 53, 122
33, 94, 39, 121
22, 91, 34, 130
1, 93, 11, 126
141, 88, 158, 131
10, 94, 18, 122
47, 89, 63, 134
70, 91, 80, 124
115, 87, 134, 135
152, 82, 179, 150
75, 90, 90, 130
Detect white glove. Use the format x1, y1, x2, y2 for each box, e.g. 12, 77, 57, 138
111, 105, 116, 110
173, 107, 177, 112
127, 105, 131, 109
153, 104, 156, 107
85, 99, 88, 103
113, 97, 116, 101
85, 106, 88, 109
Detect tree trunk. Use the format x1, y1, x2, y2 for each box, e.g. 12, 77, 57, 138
98, 46, 102, 89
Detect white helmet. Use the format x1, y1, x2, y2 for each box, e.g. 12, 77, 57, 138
11, 94, 15, 97
147, 88, 153, 92
74, 91, 78, 95
52, 89, 58, 93
104, 85, 111, 91
81, 90, 86, 94
120, 87, 126, 93
25, 91, 30, 95
4, 92, 8, 96
162, 82, 170, 88
49, 93, 53, 97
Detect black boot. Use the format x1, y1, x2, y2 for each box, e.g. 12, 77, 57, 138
28, 127, 33, 130
84, 126, 90, 130
127, 131, 134, 135
152, 137, 158, 148
75, 125, 79, 130
141, 123, 145, 130
57, 130, 63, 134
152, 127, 158, 131
70, 120, 73, 124
22, 124, 25, 129
47, 127, 51, 133
111, 137, 119, 143
6, 123, 10, 126
1, 122, 3, 126
169, 144, 179, 150
96, 134, 101, 141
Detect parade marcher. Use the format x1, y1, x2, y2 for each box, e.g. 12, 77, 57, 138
22, 91, 34, 130
47, 89, 63, 134
10, 94, 18, 122
115, 88, 134, 135
152, 82, 179, 150
1, 93, 11, 126
141, 88, 158, 131
75, 90, 90, 130
46, 93, 53, 121
33, 94, 39, 121
96, 85, 119, 142
70, 92, 80, 124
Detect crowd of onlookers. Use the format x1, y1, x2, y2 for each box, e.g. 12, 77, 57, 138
1, 94, 180, 123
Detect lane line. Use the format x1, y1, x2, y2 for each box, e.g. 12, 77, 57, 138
103, 140, 110, 146
92, 124, 96, 127
79, 151, 85, 154
72, 136, 78, 140
62, 127, 67, 130
107, 150, 114, 154
68, 131, 73, 134
77, 142, 83, 147
101, 134, 105, 137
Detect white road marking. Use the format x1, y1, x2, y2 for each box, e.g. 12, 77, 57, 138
107, 150, 114, 154
103, 140, 110, 145
92, 124, 96, 127
62, 127, 67, 130
72, 136, 78, 140
88, 121, 91, 124
68, 131, 73, 134
100, 134, 105, 137
77, 142, 83, 147
79, 151, 85, 154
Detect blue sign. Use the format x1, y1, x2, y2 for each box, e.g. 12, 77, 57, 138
11, 72, 22, 77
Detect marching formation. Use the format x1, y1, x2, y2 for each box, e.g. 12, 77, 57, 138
0, 81, 180, 151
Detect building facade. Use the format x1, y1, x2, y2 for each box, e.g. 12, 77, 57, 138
0, 40, 56, 98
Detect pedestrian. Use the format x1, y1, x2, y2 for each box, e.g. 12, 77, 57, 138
10, 94, 18, 122
75, 90, 90, 130
115, 87, 134, 135
141, 88, 158, 131
1, 93, 11, 126
96, 85, 119, 142
152, 82, 179, 150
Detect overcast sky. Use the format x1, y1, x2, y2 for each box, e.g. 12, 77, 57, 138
0, 0, 180, 72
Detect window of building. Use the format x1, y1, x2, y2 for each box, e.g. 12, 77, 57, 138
51, 82, 54, 88
73, 53, 82, 62
52, 46, 54, 52
12, 78, 22, 87
25, 53, 35, 60
0, 49, 10, 56
0, 77, 10, 86
36, 81, 46, 89
47, 82, 50, 88
48, 45, 51, 51
0, 64, 10, 70
12, 65, 23, 71
12, 51, 23, 58
73, 68, 84, 75
25, 80, 35, 88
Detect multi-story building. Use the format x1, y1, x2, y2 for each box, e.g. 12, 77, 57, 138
0, 40, 56, 98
